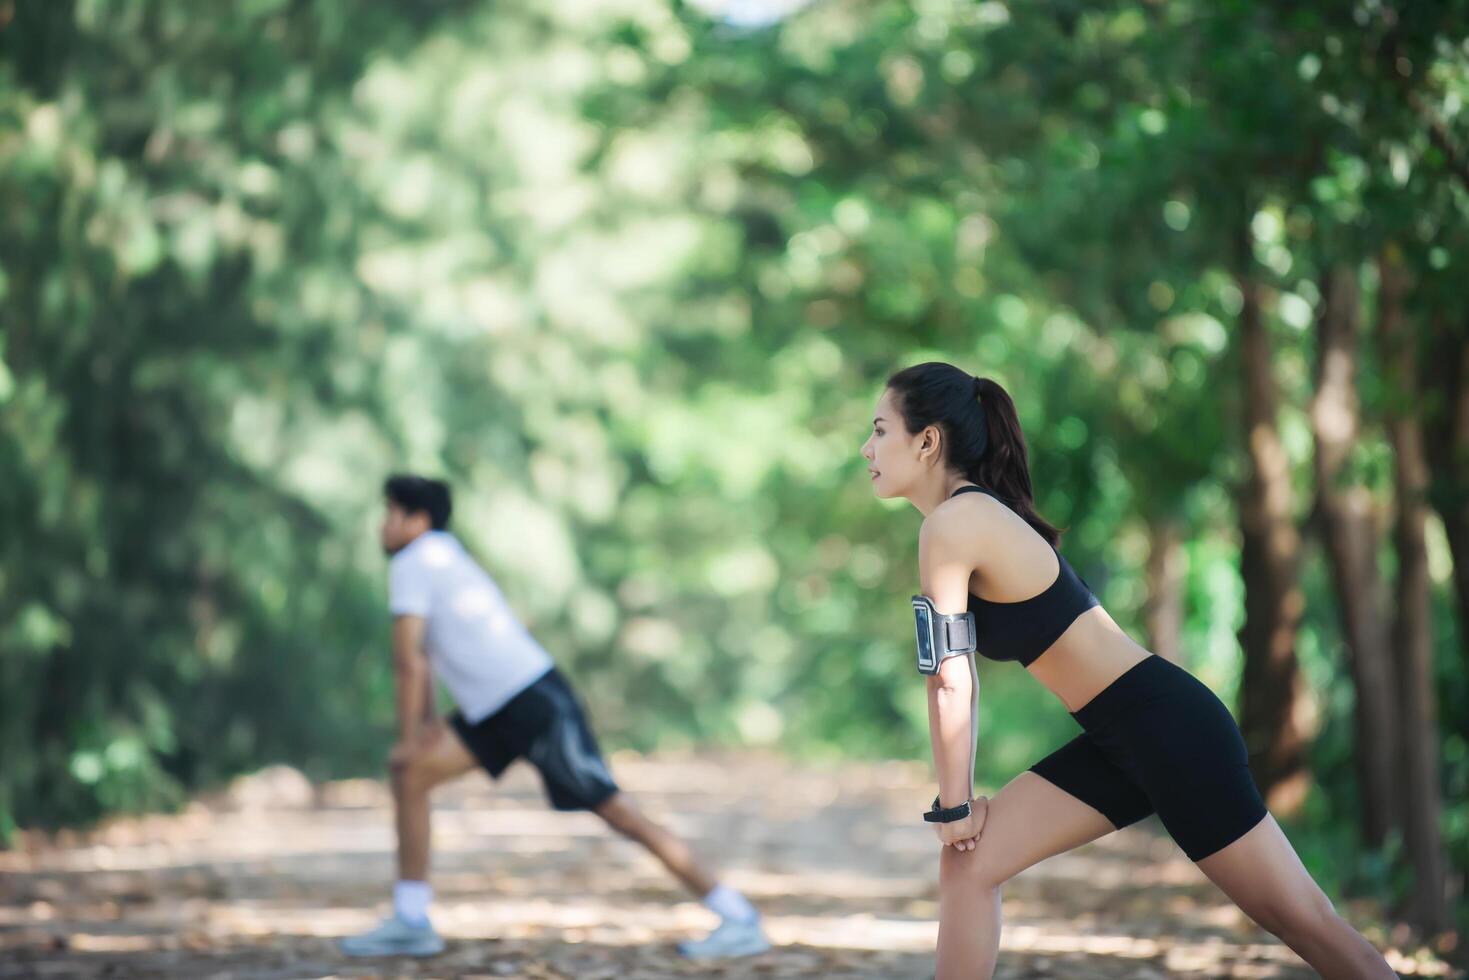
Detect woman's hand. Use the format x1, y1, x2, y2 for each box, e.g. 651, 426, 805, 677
934, 796, 989, 850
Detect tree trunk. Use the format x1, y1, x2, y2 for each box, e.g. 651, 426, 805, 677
1422, 312, 1469, 678
1144, 516, 1186, 665
1234, 272, 1312, 817
1376, 248, 1448, 934
1308, 266, 1400, 849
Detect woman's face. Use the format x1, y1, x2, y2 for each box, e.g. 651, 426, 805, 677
861, 388, 931, 500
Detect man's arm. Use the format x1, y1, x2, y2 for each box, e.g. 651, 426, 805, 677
393, 615, 432, 746
421, 669, 437, 726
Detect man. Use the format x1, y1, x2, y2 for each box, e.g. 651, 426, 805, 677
339, 474, 769, 959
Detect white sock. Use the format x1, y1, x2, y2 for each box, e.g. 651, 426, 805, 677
702, 883, 758, 924
393, 880, 433, 924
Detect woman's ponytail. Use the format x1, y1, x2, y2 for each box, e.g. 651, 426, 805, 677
970, 377, 1058, 546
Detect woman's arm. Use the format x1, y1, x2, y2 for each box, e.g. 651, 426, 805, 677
926, 644, 978, 809
917, 512, 986, 848
918, 514, 980, 808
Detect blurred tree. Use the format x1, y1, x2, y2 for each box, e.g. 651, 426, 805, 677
1308, 266, 1398, 850
1378, 247, 1449, 932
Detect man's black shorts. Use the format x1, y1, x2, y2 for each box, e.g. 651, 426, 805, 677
448, 668, 619, 812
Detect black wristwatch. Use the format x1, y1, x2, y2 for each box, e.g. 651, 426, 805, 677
922, 795, 972, 824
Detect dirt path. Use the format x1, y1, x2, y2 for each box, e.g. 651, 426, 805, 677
0, 755, 1455, 979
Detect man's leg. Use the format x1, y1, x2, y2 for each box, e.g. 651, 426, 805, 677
391, 721, 479, 890
594, 792, 719, 897
594, 793, 767, 958
527, 671, 766, 957
343, 722, 477, 957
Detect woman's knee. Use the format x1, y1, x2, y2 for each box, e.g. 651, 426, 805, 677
940, 842, 1009, 892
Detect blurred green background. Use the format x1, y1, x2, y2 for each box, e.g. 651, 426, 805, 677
2, 0, 1466, 946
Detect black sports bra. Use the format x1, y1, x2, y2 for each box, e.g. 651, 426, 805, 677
950, 485, 1099, 666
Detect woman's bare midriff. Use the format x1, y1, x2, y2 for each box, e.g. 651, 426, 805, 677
1024, 606, 1153, 713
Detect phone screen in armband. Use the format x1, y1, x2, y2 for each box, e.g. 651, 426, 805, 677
913, 598, 937, 673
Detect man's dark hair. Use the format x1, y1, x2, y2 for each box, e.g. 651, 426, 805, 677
384, 474, 452, 530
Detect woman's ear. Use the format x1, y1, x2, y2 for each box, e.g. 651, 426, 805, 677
920, 425, 943, 464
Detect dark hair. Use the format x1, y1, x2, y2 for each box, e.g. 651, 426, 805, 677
885, 362, 1061, 546
384, 474, 452, 530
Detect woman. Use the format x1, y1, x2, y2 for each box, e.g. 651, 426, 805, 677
860, 363, 1394, 979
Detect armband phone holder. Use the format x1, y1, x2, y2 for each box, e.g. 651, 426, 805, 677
912, 595, 977, 675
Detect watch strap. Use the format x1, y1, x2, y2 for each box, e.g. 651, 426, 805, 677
922, 795, 973, 824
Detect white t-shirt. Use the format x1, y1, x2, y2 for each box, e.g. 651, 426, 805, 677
388, 531, 553, 723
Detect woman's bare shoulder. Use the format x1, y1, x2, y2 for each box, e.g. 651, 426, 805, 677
919, 491, 1007, 552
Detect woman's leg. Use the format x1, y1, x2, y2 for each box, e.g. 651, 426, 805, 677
1196, 815, 1395, 979
936, 771, 1119, 980
1123, 658, 1394, 977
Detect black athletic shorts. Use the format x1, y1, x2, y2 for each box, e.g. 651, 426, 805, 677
1029, 654, 1268, 862
449, 668, 619, 812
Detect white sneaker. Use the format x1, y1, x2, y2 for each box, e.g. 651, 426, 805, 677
339, 914, 445, 957
677, 917, 771, 959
